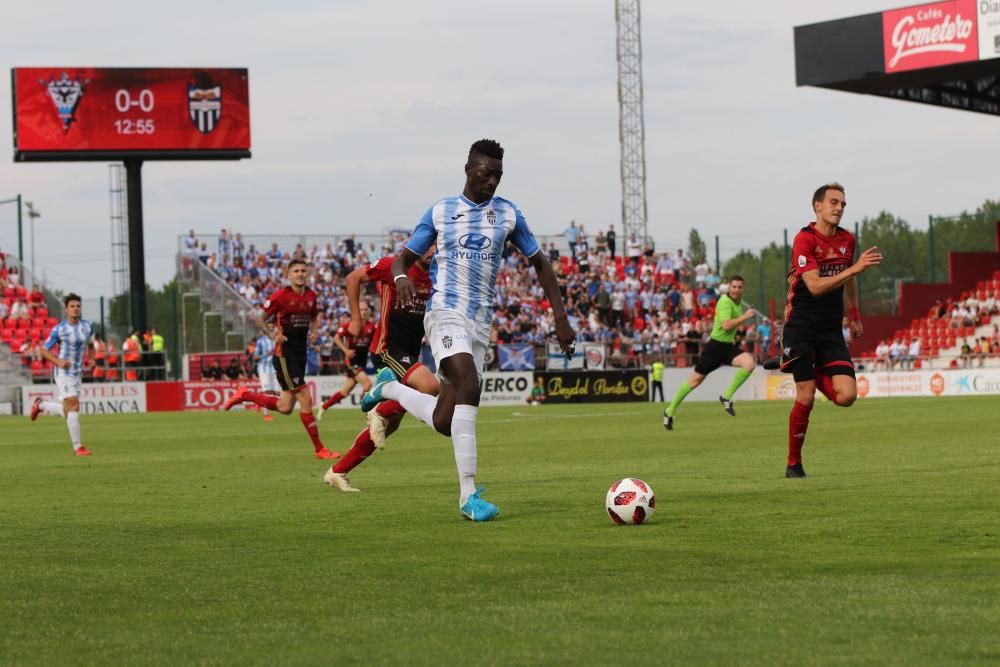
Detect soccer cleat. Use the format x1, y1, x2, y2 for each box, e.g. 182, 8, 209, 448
762, 356, 782, 371
360, 367, 397, 413
74, 446, 93, 457
785, 463, 807, 478
262, 414, 273, 422
30, 397, 42, 422
223, 386, 249, 411
324, 468, 361, 492
367, 409, 390, 450
663, 412, 673, 431
315, 447, 341, 460
719, 395, 735, 416
460, 487, 499, 522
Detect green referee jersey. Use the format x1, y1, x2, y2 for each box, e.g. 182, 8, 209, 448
710, 294, 744, 344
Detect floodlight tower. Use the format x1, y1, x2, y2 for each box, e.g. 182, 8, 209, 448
615, 0, 648, 245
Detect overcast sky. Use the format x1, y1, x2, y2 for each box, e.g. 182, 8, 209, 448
2, 0, 998, 300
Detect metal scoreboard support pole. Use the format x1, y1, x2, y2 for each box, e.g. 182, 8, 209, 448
615, 0, 649, 246
125, 159, 147, 333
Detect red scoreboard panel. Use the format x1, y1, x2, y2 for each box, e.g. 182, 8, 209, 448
12, 67, 251, 161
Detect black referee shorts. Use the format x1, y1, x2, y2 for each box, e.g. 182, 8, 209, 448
694, 339, 743, 375
779, 326, 855, 383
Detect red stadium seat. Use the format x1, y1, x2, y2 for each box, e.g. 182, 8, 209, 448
47, 317, 58, 328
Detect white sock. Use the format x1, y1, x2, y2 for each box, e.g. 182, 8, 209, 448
382, 381, 437, 428
66, 411, 82, 449
42, 401, 64, 417
451, 404, 478, 504
263, 408, 270, 416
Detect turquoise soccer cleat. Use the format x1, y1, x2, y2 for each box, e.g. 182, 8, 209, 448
460, 487, 499, 522
360, 367, 397, 413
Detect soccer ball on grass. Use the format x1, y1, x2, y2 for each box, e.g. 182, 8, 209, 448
605, 478, 655, 525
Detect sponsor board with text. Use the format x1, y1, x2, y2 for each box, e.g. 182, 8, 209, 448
21, 382, 146, 415
979, 0, 1000, 59
537, 370, 648, 403
883, 0, 979, 73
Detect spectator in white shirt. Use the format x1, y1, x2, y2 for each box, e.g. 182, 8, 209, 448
875, 340, 890, 371
906, 338, 921, 369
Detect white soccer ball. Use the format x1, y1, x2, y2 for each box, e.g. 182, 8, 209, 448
605, 478, 655, 525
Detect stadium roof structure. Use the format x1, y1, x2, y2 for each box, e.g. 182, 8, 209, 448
794, 0, 1000, 116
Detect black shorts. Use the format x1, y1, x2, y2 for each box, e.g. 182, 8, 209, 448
694, 339, 743, 375
373, 343, 424, 383
343, 347, 370, 378
273, 354, 307, 392
779, 326, 855, 383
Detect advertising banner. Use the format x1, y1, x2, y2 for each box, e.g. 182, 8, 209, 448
537, 370, 648, 404
12, 67, 251, 158
480, 372, 533, 405
883, 0, 979, 73
978, 0, 1000, 60
21, 382, 146, 415
498, 344, 535, 371
763, 368, 1000, 400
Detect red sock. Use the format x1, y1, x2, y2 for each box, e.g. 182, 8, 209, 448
244, 391, 279, 410
299, 412, 326, 453
333, 428, 376, 474
322, 391, 344, 410
788, 400, 813, 466
375, 400, 406, 419
815, 372, 836, 402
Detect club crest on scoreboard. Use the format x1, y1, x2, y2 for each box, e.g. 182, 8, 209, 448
188, 72, 222, 134
39, 72, 89, 132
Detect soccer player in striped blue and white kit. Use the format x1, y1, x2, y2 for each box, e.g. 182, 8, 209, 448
253, 333, 279, 421
30, 293, 94, 456
361, 139, 576, 521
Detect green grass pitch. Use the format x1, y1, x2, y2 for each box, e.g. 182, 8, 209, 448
2, 397, 999, 666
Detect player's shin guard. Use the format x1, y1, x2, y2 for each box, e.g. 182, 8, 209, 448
723, 368, 752, 401
322, 391, 344, 411
788, 400, 812, 466
382, 382, 436, 428
375, 400, 406, 419
244, 391, 279, 410
299, 412, 326, 453
665, 382, 693, 417
451, 405, 478, 503
66, 411, 82, 449
333, 428, 376, 474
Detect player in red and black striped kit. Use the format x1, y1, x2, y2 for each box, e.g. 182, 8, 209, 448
323, 247, 439, 492
318, 305, 375, 412
767, 183, 881, 478
224, 259, 340, 460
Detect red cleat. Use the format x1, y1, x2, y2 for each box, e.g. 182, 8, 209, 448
30, 397, 42, 422
224, 386, 249, 412
75, 446, 93, 457
262, 414, 273, 422
315, 448, 341, 460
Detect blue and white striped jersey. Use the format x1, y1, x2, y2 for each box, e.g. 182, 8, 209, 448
254, 336, 275, 373
43, 319, 94, 378
405, 195, 540, 326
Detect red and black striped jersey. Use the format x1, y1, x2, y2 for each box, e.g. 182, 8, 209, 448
366, 256, 431, 355
784, 223, 856, 331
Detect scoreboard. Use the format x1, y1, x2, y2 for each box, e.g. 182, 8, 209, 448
11, 67, 251, 161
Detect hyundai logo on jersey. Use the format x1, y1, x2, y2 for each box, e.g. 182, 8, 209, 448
459, 233, 492, 251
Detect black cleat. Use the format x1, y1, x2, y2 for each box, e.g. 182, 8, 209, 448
719, 395, 735, 416
763, 356, 782, 371
785, 463, 807, 478
663, 412, 673, 431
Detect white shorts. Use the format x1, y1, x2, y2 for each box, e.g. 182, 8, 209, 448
258, 366, 280, 393
424, 309, 491, 381
56, 374, 82, 401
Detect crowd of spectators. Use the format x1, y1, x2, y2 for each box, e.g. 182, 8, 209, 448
187, 228, 780, 372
